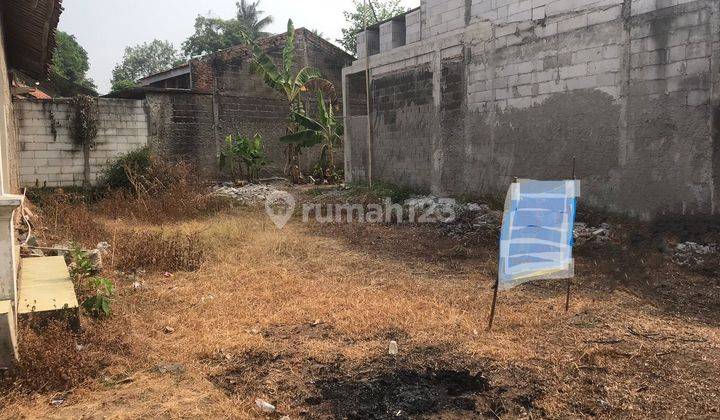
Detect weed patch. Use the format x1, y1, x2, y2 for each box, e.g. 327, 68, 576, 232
112, 230, 205, 272
3, 319, 136, 394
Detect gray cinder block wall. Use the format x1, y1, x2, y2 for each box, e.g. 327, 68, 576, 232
15, 98, 149, 187
343, 0, 720, 219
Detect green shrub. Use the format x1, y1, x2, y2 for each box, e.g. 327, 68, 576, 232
98, 147, 152, 190
346, 181, 415, 203
219, 133, 269, 181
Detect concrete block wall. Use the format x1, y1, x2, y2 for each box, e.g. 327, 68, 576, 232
356, 0, 708, 56
406, 9, 422, 44
357, 29, 380, 58
163, 29, 353, 178
15, 99, 149, 187
423, 0, 467, 38
344, 0, 720, 219
380, 20, 406, 52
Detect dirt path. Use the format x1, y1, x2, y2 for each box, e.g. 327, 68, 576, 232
1, 202, 719, 418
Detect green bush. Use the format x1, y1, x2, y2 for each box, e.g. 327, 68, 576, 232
219, 133, 269, 181
98, 147, 152, 190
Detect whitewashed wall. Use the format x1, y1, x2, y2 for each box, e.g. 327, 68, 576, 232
15, 98, 149, 187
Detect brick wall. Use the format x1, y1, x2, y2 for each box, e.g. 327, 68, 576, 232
370, 66, 435, 190
344, 0, 720, 219
15, 98, 149, 187
145, 92, 216, 178
156, 29, 354, 178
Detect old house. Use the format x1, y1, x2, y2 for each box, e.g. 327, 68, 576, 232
110, 29, 354, 178
343, 0, 720, 219
0, 0, 64, 367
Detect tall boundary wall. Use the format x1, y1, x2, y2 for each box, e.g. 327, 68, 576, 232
14, 98, 149, 187
344, 0, 720, 220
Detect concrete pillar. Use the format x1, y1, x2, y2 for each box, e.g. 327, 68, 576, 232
0, 196, 21, 368
356, 29, 380, 58
0, 196, 22, 303
380, 20, 406, 52
710, 0, 720, 214
342, 71, 352, 182
406, 9, 422, 44
0, 300, 17, 368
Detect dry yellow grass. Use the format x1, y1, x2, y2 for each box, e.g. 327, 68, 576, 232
1, 192, 719, 418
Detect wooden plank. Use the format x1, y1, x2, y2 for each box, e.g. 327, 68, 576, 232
18, 256, 78, 314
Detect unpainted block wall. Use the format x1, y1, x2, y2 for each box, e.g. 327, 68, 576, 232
178, 29, 352, 177
345, 0, 720, 219
145, 92, 217, 178
15, 99, 149, 187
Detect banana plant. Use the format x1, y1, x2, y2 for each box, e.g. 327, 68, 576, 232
219, 133, 269, 182
242, 19, 329, 112
241, 19, 335, 178
280, 92, 343, 180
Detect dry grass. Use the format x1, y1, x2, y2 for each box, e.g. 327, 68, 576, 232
1, 189, 719, 418
112, 229, 206, 273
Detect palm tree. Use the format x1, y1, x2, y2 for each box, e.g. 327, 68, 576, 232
236, 0, 274, 40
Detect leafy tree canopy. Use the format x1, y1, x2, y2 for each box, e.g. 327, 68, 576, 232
182, 0, 273, 57
51, 31, 97, 94
338, 0, 407, 56
111, 40, 184, 92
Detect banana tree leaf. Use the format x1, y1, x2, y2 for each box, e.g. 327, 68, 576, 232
250, 44, 283, 90
280, 130, 323, 148
290, 112, 323, 131
294, 67, 323, 87
282, 20, 296, 76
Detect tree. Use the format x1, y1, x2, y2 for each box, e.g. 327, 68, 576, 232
280, 91, 343, 179
182, 0, 273, 57
242, 19, 332, 179
236, 0, 274, 40
338, 0, 407, 55
51, 31, 97, 94
111, 40, 183, 92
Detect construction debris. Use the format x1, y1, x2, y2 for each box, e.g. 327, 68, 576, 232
213, 183, 287, 205
574, 223, 611, 245
255, 398, 276, 413
155, 363, 185, 375
388, 340, 399, 355
672, 242, 718, 267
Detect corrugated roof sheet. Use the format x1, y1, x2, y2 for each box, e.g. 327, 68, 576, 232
1, 0, 64, 80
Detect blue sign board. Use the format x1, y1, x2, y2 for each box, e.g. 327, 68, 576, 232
498, 179, 580, 290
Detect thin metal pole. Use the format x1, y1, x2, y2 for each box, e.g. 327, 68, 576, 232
565, 156, 576, 313
488, 176, 517, 330
487, 275, 500, 331
363, 0, 373, 188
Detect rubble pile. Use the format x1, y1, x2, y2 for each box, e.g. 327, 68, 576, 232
402, 195, 502, 236
573, 223, 611, 244
671, 242, 718, 267
212, 183, 284, 205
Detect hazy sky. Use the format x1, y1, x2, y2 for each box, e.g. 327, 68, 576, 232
58, 0, 419, 94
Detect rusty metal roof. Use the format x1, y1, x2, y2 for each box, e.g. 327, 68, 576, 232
1, 0, 64, 80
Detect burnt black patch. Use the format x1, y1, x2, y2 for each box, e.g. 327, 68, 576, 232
316, 368, 489, 419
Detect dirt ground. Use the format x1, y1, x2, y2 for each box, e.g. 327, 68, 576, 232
1, 186, 719, 419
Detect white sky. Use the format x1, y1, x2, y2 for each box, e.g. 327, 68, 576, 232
58, 0, 420, 94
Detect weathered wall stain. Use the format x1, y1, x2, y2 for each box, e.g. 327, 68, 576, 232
344, 0, 719, 218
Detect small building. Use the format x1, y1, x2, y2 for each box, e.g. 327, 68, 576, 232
0, 0, 64, 367
109, 29, 354, 179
